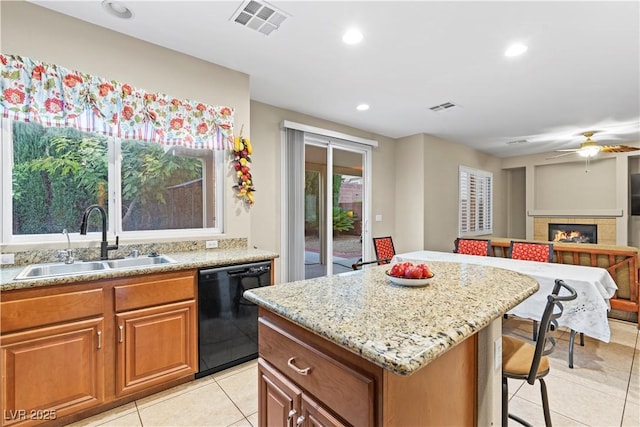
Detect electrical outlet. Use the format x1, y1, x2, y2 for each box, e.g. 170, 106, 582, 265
205, 240, 219, 249
494, 338, 502, 371
375, 214, 383, 222
0, 253, 15, 265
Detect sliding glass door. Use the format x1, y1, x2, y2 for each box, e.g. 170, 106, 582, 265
304, 137, 367, 279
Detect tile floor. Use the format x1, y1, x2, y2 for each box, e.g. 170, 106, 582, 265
68, 318, 639, 427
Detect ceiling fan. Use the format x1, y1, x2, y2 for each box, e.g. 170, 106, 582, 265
548, 131, 640, 160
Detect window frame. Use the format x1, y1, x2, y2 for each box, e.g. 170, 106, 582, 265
458, 165, 493, 237
0, 118, 225, 245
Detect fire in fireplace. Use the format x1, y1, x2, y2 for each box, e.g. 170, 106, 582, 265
548, 223, 597, 244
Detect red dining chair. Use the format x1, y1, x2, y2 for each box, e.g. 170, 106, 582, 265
351, 236, 396, 270
509, 241, 553, 263
454, 238, 491, 256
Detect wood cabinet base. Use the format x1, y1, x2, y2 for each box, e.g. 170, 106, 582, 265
257, 309, 478, 427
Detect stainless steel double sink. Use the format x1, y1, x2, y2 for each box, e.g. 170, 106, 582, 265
14, 255, 176, 280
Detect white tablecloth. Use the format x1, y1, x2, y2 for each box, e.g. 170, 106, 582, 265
393, 250, 618, 342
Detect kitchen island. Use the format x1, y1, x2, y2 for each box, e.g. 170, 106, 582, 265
244, 261, 539, 426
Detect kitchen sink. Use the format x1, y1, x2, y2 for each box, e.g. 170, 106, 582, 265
105, 255, 175, 269
15, 261, 108, 280
14, 255, 176, 280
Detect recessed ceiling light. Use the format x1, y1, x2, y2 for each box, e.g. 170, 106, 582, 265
102, 0, 133, 19
505, 43, 528, 57
343, 29, 363, 45
356, 104, 370, 111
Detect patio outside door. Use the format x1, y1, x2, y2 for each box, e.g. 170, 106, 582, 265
304, 139, 367, 279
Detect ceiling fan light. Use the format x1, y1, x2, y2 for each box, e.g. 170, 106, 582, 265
578, 146, 600, 158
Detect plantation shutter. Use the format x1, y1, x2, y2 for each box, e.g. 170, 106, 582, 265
459, 166, 493, 236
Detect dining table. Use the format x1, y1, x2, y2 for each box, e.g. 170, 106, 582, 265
392, 250, 619, 366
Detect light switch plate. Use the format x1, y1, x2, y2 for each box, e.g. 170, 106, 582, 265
494, 338, 502, 371
375, 214, 383, 222
205, 240, 219, 249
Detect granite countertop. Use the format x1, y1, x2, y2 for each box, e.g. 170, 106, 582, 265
0, 248, 279, 291
244, 261, 538, 376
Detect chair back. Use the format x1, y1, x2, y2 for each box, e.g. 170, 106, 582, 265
526, 279, 577, 384
373, 236, 395, 265
509, 241, 553, 262
454, 238, 491, 256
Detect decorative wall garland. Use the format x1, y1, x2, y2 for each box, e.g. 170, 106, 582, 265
232, 126, 255, 206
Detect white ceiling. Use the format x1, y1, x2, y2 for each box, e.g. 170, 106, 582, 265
28, 0, 640, 158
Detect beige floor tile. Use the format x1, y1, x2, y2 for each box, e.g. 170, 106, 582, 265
247, 412, 258, 427
556, 333, 635, 373
622, 397, 640, 427
138, 381, 244, 426
216, 365, 258, 416
135, 375, 215, 409
506, 378, 525, 399
514, 372, 625, 426
608, 319, 640, 347
226, 417, 251, 427
213, 359, 257, 381
507, 396, 587, 427
95, 411, 142, 427
64, 402, 137, 427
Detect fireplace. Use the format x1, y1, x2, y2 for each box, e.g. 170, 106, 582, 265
548, 223, 597, 244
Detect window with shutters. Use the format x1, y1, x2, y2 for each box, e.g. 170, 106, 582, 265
458, 166, 493, 236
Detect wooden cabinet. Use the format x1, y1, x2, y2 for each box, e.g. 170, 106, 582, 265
257, 308, 478, 427
258, 359, 345, 427
113, 270, 197, 397
1, 287, 106, 426
0, 269, 198, 426
115, 301, 196, 396
1, 318, 105, 426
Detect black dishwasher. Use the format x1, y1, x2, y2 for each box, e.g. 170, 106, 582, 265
196, 261, 271, 378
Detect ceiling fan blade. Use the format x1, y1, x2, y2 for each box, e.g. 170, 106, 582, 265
600, 145, 640, 153
546, 151, 577, 159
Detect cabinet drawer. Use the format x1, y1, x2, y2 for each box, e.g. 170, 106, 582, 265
259, 317, 373, 427
1, 289, 103, 333
114, 270, 196, 312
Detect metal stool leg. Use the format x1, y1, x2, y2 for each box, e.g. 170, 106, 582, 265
502, 376, 508, 427
539, 378, 552, 427
568, 329, 576, 368
532, 320, 538, 341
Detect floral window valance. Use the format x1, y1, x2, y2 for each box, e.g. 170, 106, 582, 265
0, 54, 234, 150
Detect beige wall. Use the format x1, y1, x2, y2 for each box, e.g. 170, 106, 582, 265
394, 134, 507, 253
502, 150, 640, 245
507, 168, 526, 238
1, 1, 251, 245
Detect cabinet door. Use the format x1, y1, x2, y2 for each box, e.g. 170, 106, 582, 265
258, 358, 302, 427
115, 300, 196, 396
1, 318, 105, 426
300, 395, 346, 427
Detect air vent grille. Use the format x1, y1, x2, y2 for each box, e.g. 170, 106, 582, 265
232, 0, 289, 36
429, 102, 458, 112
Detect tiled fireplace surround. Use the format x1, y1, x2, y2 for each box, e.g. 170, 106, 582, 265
533, 217, 617, 245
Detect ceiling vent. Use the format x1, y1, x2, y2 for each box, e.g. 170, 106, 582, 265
428, 102, 458, 112
231, 0, 289, 36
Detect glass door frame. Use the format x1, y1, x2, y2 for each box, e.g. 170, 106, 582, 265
304, 134, 372, 277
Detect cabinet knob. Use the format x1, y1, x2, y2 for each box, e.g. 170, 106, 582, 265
287, 357, 311, 375
296, 415, 305, 426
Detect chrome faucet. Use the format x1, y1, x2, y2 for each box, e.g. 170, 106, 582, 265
57, 228, 75, 264
79, 205, 119, 260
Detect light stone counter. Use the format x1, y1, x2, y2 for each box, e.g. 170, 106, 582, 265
0, 248, 278, 291
244, 261, 538, 376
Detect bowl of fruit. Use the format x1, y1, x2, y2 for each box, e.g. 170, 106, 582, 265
385, 262, 435, 287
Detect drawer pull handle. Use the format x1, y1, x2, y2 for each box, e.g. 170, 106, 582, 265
287, 409, 296, 427
287, 357, 311, 375
296, 415, 305, 426
119, 325, 124, 343
97, 330, 102, 349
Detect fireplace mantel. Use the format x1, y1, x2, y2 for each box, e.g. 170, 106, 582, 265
528, 209, 623, 218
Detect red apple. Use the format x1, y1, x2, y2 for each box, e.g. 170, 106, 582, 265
390, 263, 407, 277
